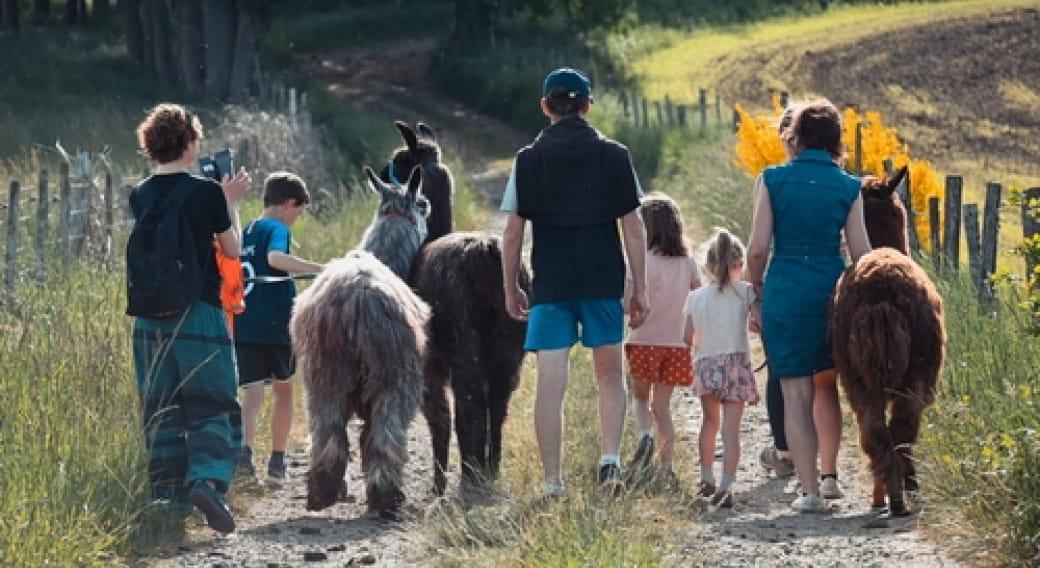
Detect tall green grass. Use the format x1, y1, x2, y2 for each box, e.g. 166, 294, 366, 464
917, 274, 1040, 566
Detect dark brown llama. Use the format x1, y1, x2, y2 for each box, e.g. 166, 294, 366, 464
830, 166, 946, 516
383, 120, 530, 494
290, 166, 430, 520
380, 121, 454, 245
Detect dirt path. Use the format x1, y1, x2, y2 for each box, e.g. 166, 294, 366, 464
146, 38, 965, 568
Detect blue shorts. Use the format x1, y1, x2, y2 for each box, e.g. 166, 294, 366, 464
524, 299, 624, 351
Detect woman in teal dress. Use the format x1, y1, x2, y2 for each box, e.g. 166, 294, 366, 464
746, 98, 872, 513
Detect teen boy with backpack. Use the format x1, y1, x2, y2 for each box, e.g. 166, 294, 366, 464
127, 103, 251, 533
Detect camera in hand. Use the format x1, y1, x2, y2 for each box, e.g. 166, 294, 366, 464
198, 148, 234, 181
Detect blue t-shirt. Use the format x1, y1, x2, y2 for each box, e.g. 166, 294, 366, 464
234, 217, 294, 345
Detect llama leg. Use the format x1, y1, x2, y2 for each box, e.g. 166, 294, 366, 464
453, 373, 490, 487
849, 398, 894, 510
422, 381, 451, 496
360, 380, 419, 520
487, 374, 514, 481
305, 390, 351, 512
887, 395, 926, 516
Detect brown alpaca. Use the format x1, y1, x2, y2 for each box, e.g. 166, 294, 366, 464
383, 120, 530, 494
290, 166, 430, 520
830, 166, 946, 516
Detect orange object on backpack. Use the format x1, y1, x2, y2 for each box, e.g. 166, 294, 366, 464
215, 240, 246, 334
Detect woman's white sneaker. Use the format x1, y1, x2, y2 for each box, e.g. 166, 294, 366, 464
791, 492, 828, 513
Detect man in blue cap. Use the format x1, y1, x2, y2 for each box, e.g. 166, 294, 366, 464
500, 67, 650, 496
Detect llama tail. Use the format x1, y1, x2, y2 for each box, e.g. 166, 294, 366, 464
845, 302, 912, 386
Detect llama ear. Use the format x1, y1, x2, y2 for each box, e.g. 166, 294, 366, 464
405, 165, 422, 198
395, 120, 419, 153
363, 166, 387, 197
888, 165, 909, 194
417, 122, 436, 140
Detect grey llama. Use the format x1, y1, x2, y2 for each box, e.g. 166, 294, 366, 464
290, 166, 431, 519
383, 120, 530, 494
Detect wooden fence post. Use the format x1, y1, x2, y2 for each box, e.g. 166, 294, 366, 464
641, 97, 649, 127
715, 92, 721, 123
676, 104, 687, 127
732, 107, 740, 133
654, 100, 663, 126
980, 181, 1001, 298
964, 204, 982, 296
35, 170, 48, 283
620, 90, 629, 118
5, 181, 19, 290
699, 88, 708, 133
943, 175, 963, 271
853, 122, 863, 176
60, 161, 71, 256
1022, 186, 1040, 280
780, 90, 789, 107
104, 172, 114, 260
665, 95, 674, 126
928, 196, 941, 267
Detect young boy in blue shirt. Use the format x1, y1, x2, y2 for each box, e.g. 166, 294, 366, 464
234, 172, 324, 487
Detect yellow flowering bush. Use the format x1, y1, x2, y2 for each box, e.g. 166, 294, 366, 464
734, 97, 943, 252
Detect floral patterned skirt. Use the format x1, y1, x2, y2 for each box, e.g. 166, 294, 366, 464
693, 352, 760, 403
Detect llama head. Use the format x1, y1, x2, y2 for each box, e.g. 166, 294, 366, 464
364, 164, 429, 229
381, 121, 441, 186
861, 166, 909, 255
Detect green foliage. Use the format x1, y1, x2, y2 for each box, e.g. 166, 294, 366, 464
261, 2, 453, 66
917, 272, 1040, 565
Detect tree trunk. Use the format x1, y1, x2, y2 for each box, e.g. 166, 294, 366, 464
92, 0, 111, 26
149, 0, 175, 85
64, 0, 77, 24
1, 0, 20, 30
137, 0, 154, 70
175, 0, 205, 94
227, 6, 257, 101
77, 0, 87, 25
121, 0, 144, 65
202, 0, 236, 100
32, 0, 49, 26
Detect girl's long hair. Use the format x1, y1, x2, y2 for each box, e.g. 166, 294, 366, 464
703, 228, 746, 291
640, 192, 689, 257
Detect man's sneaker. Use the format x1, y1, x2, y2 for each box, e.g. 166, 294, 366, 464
598, 463, 624, 495
820, 476, 845, 499
629, 434, 655, 471
759, 446, 796, 478
188, 481, 236, 533
791, 492, 828, 513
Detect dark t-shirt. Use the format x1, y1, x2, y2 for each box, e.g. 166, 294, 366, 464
234, 217, 294, 345
130, 173, 232, 309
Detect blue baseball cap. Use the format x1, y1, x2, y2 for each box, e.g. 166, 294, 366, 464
543, 67, 592, 100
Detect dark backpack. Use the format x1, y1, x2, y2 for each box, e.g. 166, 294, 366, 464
125, 176, 204, 318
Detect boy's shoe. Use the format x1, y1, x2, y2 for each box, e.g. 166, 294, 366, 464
791, 492, 828, 513
236, 447, 256, 478
710, 489, 734, 508
759, 446, 796, 478
697, 480, 716, 498
267, 461, 288, 489
598, 464, 624, 495
820, 476, 845, 499
629, 434, 655, 471
189, 481, 236, 533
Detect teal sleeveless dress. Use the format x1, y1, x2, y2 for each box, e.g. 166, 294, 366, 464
760, 149, 861, 379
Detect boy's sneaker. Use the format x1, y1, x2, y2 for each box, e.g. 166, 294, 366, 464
236, 447, 256, 478
791, 492, 828, 513
820, 476, 845, 499
629, 434, 655, 471
267, 462, 288, 489
188, 481, 236, 533
759, 446, 796, 478
710, 489, 734, 508
598, 463, 624, 495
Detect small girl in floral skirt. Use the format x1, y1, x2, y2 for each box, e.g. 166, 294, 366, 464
683, 228, 760, 507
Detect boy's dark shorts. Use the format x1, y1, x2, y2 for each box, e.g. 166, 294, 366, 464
235, 343, 295, 387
